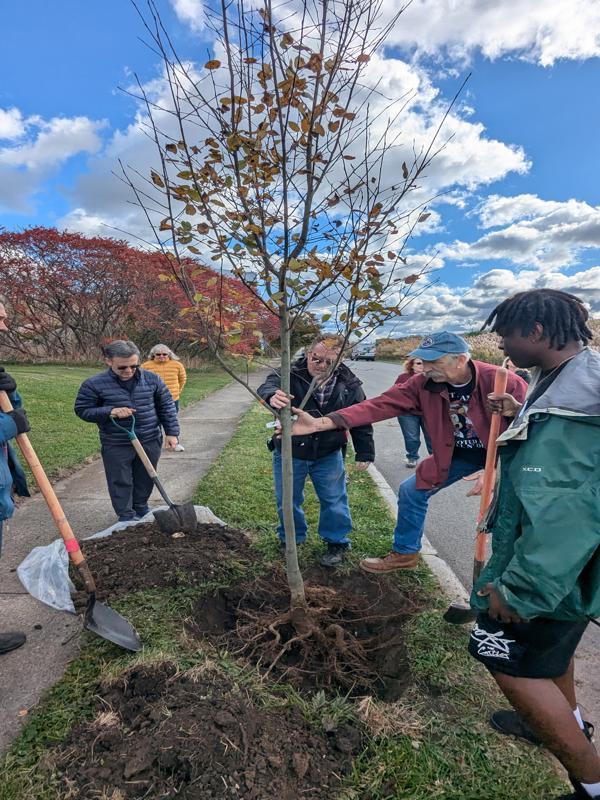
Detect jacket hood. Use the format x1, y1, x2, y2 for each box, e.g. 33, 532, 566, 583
526, 347, 600, 416
499, 347, 600, 443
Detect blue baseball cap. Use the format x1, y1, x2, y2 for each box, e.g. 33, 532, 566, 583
408, 331, 469, 361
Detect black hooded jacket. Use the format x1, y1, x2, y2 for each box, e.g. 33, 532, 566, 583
257, 358, 375, 462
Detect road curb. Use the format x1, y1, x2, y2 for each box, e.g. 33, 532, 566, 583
367, 464, 470, 605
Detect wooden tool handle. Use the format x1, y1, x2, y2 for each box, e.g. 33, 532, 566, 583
477, 366, 509, 521
130, 437, 159, 478
0, 391, 95, 591
473, 366, 509, 571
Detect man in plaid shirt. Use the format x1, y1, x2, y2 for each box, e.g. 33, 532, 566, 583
257, 335, 374, 567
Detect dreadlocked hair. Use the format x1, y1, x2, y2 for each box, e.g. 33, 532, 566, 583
483, 289, 592, 350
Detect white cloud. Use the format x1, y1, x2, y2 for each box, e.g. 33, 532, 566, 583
0, 110, 107, 214
439, 194, 600, 270
384, 0, 600, 66
61, 51, 529, 247
0, 107, 25, 141
389, 265, 600, 335
0, 116, 106, 170
171, 0, 204, 32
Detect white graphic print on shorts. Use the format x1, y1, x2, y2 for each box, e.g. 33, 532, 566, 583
470, 623, 516, 660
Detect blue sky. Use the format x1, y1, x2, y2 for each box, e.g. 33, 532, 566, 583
2, 0, 599, 334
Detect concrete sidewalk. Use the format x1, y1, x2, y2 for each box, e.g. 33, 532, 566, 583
0, 371, 266, 754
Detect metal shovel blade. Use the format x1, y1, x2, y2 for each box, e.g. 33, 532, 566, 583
443, 602, 477, 625
84, 596, 142, 651
153, 503, 197, 535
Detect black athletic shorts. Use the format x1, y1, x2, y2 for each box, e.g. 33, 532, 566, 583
469, 612, 589, 679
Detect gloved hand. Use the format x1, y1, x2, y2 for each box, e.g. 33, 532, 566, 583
9, 408, 30, 435
0, 367, 17, 394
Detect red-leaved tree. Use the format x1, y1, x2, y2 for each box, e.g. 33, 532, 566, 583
0, 227, 277, 361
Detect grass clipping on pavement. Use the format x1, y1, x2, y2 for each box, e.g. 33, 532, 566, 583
0, 403, 565, 800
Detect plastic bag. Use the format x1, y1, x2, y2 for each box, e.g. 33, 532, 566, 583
17, 505, 225, 614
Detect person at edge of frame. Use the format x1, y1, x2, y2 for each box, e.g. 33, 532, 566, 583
468, 289, 600, 800
0, 301, 31, 656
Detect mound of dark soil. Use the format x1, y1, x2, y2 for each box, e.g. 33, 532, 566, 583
190, 565, 425, 700
72, 522, 257, 602
53, 662, 362, 799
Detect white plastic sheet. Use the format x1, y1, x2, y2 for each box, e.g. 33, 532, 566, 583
17, 505, 225, 613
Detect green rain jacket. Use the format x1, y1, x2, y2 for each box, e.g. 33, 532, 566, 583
471, 347, 600, 622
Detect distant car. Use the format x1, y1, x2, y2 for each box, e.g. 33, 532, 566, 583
351, 344, 376, 361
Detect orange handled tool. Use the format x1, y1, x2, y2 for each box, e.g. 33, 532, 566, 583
443, 362, 509, 625
0, 390, 141, 651
472, 364, 508, 582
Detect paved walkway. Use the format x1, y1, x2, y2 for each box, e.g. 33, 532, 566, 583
0, 371, 266, 753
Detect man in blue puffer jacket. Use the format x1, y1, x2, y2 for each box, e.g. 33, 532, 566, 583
0, 301, 32, 656
75, 340, 180, 522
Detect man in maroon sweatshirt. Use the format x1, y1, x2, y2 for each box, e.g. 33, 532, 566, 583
291, 332, 527, 573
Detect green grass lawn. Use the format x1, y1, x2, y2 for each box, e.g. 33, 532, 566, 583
0, 403, 566, 800
6, 363, 233, 480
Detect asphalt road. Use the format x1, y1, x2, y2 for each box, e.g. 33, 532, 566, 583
351, 358, 600, 725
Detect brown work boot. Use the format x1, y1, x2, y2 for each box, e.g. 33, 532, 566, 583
359, 551, 419, 573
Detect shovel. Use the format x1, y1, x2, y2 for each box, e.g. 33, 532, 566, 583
0, 391, 141, 651
443, 363, 509, 625
110, 416, 197, 535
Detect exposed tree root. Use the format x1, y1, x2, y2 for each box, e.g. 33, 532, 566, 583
223, 568, 423, 695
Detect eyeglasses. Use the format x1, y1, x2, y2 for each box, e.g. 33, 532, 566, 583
308, 354, 335, 366
115, 364, 140, 372
154, 353, 169, 357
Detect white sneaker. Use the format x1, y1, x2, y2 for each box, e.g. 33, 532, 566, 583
174, 444, 185, 452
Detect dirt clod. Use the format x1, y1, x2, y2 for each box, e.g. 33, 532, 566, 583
71, 521, 256, 602
52, 662, 361, 799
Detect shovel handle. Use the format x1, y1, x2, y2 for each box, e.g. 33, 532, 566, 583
0, 391, 96, 594
129, 436, 174, 507
130, 437, 158, 478
473, 366, 509, 568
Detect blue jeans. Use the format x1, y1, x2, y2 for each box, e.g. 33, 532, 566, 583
273, 449, 352, 546
393, 457, 481, 553
397, 414, 432, 460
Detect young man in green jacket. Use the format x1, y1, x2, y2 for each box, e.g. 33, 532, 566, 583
469, 289, 600, 800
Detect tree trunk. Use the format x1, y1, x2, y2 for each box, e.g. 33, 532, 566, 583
279, 308, 307, 610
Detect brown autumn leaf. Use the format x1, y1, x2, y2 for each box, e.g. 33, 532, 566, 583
418, 212, 431, 222
402, 161, 409, 179
205, 60, 221, 70
387, 251, 396, 260
404, 274, 420, 284
165, 143, 178, 154
150, 171, 165, 188
356, 53, 370, 63
328, 120, 340, 133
